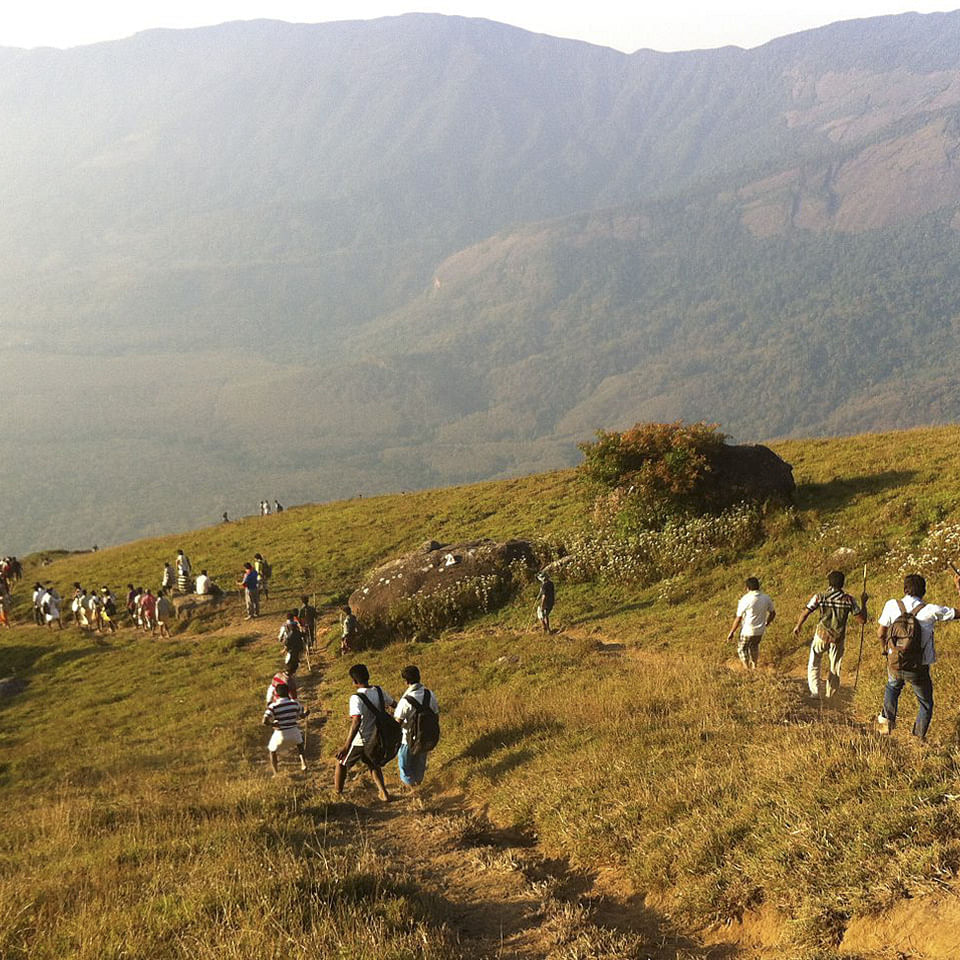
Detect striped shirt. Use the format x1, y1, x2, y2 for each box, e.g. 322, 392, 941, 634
262, 697, 304, 730
806, 589, 861, 638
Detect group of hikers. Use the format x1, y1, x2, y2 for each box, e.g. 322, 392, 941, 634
262, 650, 440, 799
729, 568, 960, 740
259, 500, 284, 516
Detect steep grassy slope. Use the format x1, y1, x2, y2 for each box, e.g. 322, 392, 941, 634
6, 428, 960, 957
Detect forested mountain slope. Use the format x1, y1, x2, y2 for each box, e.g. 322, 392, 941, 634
5, 11, 960, 551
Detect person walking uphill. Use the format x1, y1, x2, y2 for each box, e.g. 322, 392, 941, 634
278, 611, 305, 674
794, 570, 867, 699
334, 663, 396, 802
238, 563, 259, 619
393, 665, 440, 790
262, 682, 308, 774
727, 577, 776, 670
536, 572, 555, 633
876, 572, 960, 739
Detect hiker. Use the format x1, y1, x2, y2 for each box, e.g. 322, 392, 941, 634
195, 569, 221, 596
265, 668, 299, 704
876, 572, 960, 739
32, 582, 45, 626
393, 665, 440, 790
262, 682, 308, 774
86, 589, 103, 632
253, 553, 271, 598
100, 587, 118, 633
298, 595, 317, 650
155, 590, 175, 638
73, 587, 89, 628
340, 605, 358, 655
161, 562, 175, 593
274, 500, 283, 513
140, 589, 157, 633
728, 577, 776, 669
222, 511, 230, 523
793, 570, 867, 699
41, 586, 62, 630
334, 663, 396, 801
278, 611, 305, 673
0, 592, 10, 629
175, 550, 192, 593
125, 584, 137, 626
536, 572, 555, 633
238, 563, 259, 619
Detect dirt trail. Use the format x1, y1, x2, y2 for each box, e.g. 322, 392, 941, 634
251, 617, 732, 960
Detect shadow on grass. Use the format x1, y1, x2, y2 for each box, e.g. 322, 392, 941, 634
0, 642, 104, 683
444, 719, 563, 768
573, 597, 655, 624
794, 470, 916, 511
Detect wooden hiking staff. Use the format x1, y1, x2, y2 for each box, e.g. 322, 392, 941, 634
853, 564, 867, 692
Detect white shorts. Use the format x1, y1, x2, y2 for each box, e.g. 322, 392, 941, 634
268, 727, 303, 752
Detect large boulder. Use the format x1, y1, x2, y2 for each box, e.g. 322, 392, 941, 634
350, 538, 537, 636
704, 443, 795, 504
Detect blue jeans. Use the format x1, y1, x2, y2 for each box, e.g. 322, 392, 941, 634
882, 665, 934, 739
397, 744, 428, 786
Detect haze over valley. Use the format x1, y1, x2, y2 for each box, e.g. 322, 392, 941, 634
6, 10, 960, 551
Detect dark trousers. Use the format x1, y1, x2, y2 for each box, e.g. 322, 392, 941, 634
882, 665, 934, 739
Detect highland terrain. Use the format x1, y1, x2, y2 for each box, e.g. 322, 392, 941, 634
5, 426, 960, 959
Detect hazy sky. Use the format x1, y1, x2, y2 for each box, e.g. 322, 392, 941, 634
1, 2, 955, 53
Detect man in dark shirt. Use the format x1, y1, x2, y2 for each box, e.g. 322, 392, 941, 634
536, 573, 555, 633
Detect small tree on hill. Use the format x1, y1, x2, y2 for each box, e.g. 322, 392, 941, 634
578, 421, 726, 531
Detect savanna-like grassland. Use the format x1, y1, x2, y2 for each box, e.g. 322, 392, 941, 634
5, 427, 960, 959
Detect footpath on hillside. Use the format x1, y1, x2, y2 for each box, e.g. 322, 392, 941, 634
249, 614, 758, 960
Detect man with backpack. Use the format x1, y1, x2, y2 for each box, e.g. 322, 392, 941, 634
727, 576, 776, 670
278, 611, 305, 673
253, 553, 271, 599
392, 665, 440, 790
793, 570, 867, 699
876, 572, 960, 739
334, 663, 397, 802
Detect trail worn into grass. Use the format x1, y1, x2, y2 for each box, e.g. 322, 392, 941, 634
256, 620, 737, 960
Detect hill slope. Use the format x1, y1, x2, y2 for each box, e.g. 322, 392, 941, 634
6, 427, 960, 957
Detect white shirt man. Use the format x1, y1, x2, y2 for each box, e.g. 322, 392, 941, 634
727, 578, 775, 670
876, 573, 960, 739
195, 572, 212, 595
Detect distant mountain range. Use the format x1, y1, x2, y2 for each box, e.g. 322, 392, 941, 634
5, 11, 960, 552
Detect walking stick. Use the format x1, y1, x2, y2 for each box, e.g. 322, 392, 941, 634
853, 564, 867, 692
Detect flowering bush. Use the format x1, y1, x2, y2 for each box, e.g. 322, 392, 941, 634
578, 421, 726, 528
890, 519, 960, 574
562, 502, 763, 585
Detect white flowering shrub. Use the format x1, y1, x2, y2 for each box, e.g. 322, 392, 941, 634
562, 502, 764, 585
889, 519, 960, 574
387, 573, 511, 636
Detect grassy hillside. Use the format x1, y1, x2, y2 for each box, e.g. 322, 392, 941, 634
6, 427, 960, 958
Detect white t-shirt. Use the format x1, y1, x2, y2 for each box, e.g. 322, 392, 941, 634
349, 685, 396, 747
878, 595, 957, 666
195, 574, 211, 595
736, 590, 775, 636
393, 683, 440, 745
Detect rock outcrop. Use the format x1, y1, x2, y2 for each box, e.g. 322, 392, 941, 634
705, 444, 795, 504
349, 538, 537, 636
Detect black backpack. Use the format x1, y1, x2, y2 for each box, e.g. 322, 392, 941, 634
404, 689, 440, 755
356, 686, 402, 767
887, 600, 927, 672
282, 620, 304, 654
